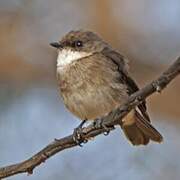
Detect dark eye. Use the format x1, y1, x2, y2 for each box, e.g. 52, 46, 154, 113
73, 40, 83, 48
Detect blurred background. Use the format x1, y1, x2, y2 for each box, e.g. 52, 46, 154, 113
0, 0, 180, 179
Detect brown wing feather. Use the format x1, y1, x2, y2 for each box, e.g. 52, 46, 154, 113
101, 47, 163, 145
102, 47, 150, 122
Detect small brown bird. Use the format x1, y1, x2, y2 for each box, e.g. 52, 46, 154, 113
50, 30, 163, 146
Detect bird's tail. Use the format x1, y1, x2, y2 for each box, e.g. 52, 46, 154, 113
120, 110, 163, 145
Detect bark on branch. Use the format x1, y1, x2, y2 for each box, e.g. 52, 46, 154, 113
0, 57, 180, 179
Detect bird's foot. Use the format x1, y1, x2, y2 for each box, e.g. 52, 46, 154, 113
73, 120, 88, 147
93, 119, 114, 136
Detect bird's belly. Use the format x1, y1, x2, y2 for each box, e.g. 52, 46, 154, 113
57, 57, 128, 120
61, 84, 127, 120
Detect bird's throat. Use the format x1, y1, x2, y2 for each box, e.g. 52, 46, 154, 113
56, 49, 92, 70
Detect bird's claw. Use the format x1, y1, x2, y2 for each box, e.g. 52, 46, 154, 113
73, 120, 88, 147
93, 119, 113, 136
73, 127, 84, 147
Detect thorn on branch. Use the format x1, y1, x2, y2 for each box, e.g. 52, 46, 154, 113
156, 84, 163, 93
152, 81, 163, 93
27, 168, 33, 175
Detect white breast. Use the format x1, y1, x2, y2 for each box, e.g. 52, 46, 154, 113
56, 49, 91, 70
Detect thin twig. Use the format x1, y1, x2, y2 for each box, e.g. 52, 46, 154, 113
0, 57, 179, 179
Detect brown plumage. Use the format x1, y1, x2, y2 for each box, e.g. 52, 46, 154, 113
52, 30, 163, 146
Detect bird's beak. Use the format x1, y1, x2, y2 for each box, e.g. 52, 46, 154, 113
50, 42, 63, 49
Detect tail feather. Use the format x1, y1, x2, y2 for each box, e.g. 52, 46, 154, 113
135, 111, 163, 142
122, 123, 150, 145
121, 110, 163, 146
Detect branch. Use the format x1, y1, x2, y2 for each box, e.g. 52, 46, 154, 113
0, 57, 180, 179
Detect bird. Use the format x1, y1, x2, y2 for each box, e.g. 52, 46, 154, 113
50, 30, 163, 146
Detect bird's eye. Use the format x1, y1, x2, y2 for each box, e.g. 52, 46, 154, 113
73, 40, 83, 48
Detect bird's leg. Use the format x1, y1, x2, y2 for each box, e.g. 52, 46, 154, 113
73, 119, 87, 147
93, 118, 114, 136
